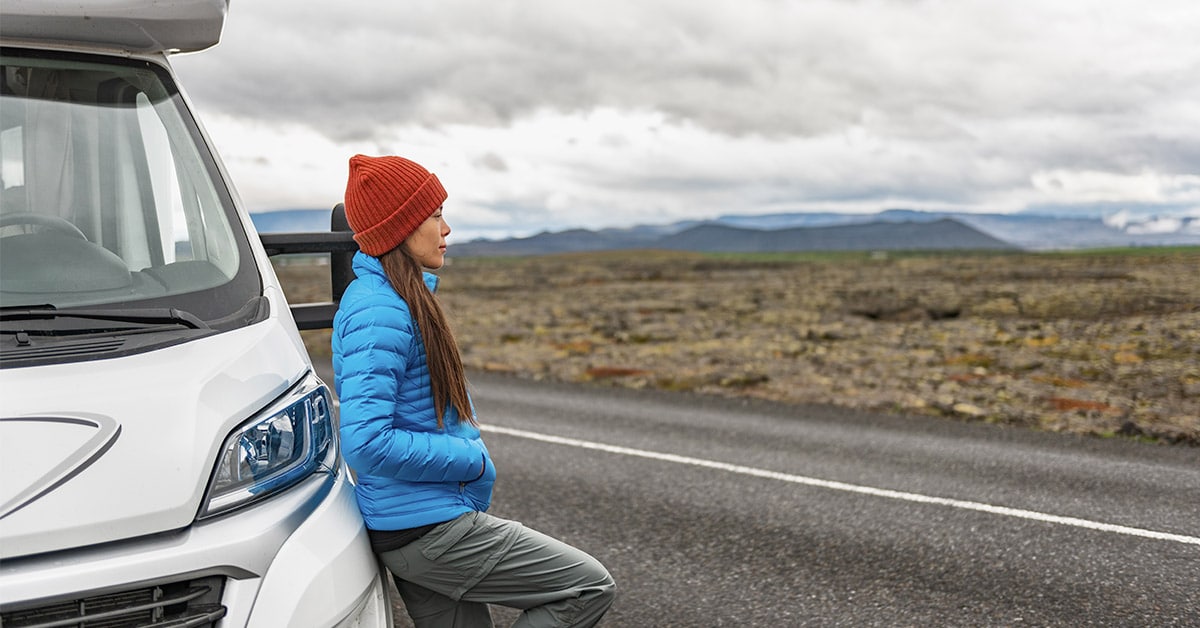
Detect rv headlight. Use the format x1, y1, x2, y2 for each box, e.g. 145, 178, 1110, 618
200, 373, 337, 518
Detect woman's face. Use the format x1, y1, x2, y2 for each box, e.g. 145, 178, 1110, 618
403, 207, 451, 269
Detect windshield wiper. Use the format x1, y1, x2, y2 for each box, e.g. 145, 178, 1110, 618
0, 305, 210, 330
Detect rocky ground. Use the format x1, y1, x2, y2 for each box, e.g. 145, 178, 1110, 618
279, 247, 1200, 445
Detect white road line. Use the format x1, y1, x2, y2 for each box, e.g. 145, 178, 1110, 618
482, 424, 1200, 547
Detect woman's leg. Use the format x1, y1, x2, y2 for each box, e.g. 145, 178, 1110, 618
463, 515, 614, 628
378, 511, 614, 628
391, 576, 493, 628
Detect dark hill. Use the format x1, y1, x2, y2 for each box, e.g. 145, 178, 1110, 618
450, 228, 657, 257
657, 218, 1017, 253
451, 217, 1018, 257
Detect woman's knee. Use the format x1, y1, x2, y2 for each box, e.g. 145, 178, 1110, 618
584, 564, 616, 608
571, 569, 615, 627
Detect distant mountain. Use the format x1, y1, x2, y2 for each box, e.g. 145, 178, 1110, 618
861, 210, 1200, 251
447, 217, 1016, 257
656, 218, 1016, 253
444, 228, 660, 257
249, 208, 337, 233
249, 207, 1200, 257
702, 209, 1200, 250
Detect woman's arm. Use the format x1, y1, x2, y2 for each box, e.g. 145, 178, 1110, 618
335, 298, 487, 483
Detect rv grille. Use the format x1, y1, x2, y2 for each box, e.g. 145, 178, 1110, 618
0, 576, 226, 628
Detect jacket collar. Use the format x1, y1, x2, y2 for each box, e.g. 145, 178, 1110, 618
351, 250, 439, 293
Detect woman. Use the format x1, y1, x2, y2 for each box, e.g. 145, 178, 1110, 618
332, 154, 615, 628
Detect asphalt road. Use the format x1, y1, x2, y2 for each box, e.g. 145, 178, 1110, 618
314, 362, 1200, 627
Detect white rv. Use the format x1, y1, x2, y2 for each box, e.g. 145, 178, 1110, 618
0, 1, 391, 626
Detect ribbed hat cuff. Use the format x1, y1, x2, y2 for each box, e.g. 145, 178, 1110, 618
352, 174, 446, 256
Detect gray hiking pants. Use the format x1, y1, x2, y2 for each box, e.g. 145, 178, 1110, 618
378, 511, 615, 627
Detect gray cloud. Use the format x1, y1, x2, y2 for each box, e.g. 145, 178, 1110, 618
170, 0, 1200, 236
197, 4, 1186, 137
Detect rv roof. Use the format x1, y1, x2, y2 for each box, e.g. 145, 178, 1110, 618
0, 0, 228, 54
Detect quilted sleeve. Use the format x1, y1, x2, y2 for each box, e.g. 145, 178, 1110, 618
334, 295, 487, 483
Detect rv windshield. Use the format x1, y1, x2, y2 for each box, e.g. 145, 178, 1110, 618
0, 49, 261, 331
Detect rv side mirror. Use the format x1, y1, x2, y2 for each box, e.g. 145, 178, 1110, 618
330, 203, 354, 303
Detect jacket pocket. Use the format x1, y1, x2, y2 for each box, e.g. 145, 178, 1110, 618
461, 457, 495, 511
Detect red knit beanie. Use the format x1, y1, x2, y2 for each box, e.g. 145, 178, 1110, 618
343, 154, 447, 256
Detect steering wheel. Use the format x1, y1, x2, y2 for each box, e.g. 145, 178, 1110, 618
0, 212, 87, 240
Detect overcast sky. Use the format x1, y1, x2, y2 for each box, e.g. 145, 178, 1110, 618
170, 0, 1200, 241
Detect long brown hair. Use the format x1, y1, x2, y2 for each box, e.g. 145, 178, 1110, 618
379, 246, 475, 428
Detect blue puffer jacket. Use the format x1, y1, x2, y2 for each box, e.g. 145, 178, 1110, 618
332, 251, 495, 531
